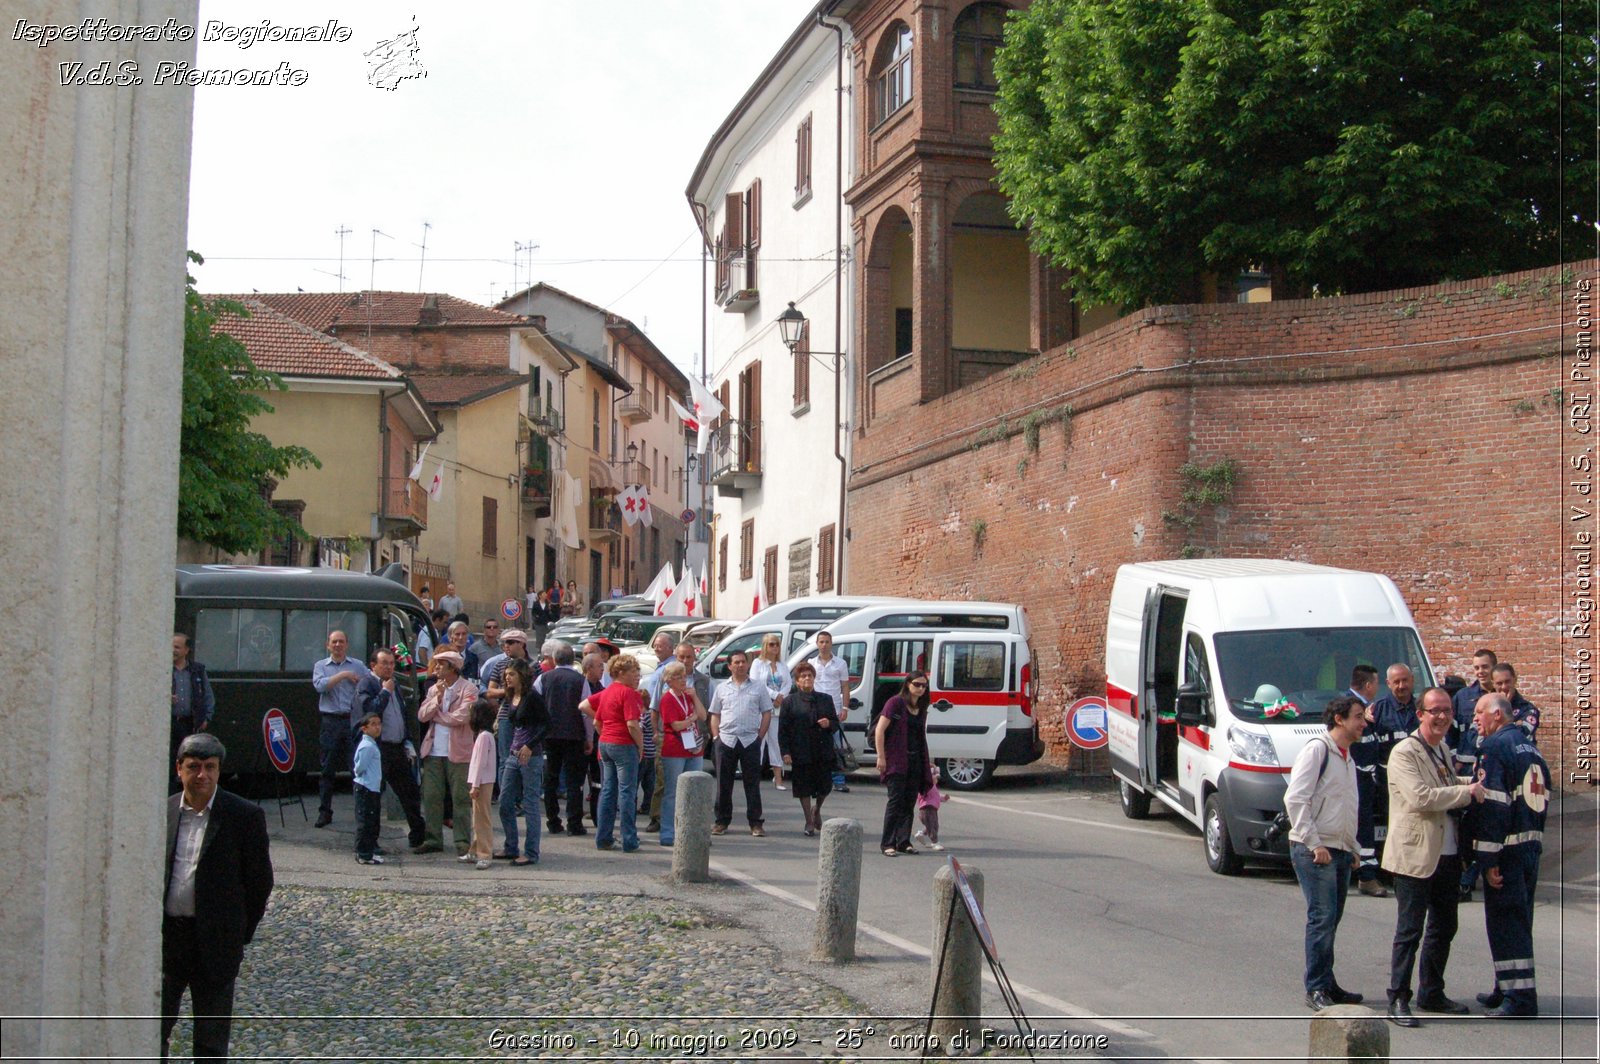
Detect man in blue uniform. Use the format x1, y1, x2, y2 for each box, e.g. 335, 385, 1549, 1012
1345, 665, 1384, 894
1357, 663, 1419, 897
1470, 693, 1550, 1018
1451, 649, 1496, 746
1491, 663, 1540, 738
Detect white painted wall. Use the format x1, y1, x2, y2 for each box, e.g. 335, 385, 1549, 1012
700, 26, 856, 619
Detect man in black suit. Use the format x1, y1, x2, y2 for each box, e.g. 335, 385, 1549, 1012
162, 733, 274, 1061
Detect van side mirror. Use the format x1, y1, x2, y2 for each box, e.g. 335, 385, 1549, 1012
1175, 681, 1210, 727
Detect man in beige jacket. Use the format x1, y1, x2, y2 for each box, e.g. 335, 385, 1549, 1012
1380, 686, 1484, 1026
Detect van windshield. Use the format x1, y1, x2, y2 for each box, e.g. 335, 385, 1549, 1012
1212, 627, 1429, 725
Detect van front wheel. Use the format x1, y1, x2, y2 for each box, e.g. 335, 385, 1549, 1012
1203, 793, 1243, 875
938, 757, 994, 791
1119, 778, 1151, 819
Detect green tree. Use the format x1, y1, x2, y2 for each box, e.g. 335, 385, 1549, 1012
180, 252, 320, 553
993, 0, 1596, 307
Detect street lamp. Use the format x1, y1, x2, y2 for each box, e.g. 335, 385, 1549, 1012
777, 301, 807, 351
624, 440, 639, 465
775, 300, 848, 594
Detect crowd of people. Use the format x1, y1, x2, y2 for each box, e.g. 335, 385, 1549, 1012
1285, 648, 1550, 1023
163, 623, 1556, 1058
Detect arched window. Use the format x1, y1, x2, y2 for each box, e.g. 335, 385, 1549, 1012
953, 3, 1008, 92
871, 22, 913, 126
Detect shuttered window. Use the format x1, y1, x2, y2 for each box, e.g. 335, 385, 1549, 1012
740, 520, 755, 580
817, 524, 836, 592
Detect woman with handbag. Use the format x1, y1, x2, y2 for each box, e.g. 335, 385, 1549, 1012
778, 661, 841, 836
656, 660, 708, 847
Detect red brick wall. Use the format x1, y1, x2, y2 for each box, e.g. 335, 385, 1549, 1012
324, 325, 511, 373
847, 262, 1593, 787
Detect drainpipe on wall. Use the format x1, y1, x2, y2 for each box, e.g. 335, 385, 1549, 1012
819, 4, 848, 592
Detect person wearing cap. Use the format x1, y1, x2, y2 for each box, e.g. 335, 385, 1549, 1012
415, 650, 479, 855
161, 733, 273, 1062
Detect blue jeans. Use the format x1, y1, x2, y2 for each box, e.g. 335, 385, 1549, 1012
597, 743, 640, 851
1291, 843, 1352, 993
659, 755, 703, 844
498, 751, 545, 860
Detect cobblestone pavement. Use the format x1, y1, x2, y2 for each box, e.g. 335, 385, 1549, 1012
162, 788, 969, 1062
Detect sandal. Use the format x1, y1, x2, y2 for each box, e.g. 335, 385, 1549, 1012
883, 847, 898, 857
512, 856, 533, 866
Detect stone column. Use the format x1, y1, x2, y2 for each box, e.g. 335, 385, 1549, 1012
1029, 253, 1077, 355
0, 2, 198, 1059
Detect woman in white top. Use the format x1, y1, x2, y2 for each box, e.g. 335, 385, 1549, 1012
748, 632, 792, 789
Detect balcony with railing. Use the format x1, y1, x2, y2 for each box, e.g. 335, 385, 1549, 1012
520, 468, 551, 518
708, 418, 762, 495
588, 497, 623, 541
380, 476, 428, 538
618, 387, 653, 425
525, 402, 564, 438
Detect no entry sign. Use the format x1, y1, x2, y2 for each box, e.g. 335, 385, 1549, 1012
261, 707, 297, 773
1065, 696, 1110, 750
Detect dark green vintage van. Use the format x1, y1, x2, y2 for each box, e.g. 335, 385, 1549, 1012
174, 564, 430, 780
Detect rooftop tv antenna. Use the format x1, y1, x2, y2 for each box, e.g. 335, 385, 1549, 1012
513, 239, 539, 296
315, 225, 352, 291
416, 221, 431, 292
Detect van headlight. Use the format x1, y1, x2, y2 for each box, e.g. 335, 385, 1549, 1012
1227, 725, 1279, 767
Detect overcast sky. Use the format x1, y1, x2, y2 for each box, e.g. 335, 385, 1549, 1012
187, 1, 820, 380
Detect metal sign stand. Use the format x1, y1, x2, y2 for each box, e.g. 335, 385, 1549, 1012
922, 858, 1034, 1061
253, 708, 308, 828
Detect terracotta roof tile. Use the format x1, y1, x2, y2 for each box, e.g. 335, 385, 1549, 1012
410, 370, 528, 407
213, 299, 404, 380
244, 291, 528, 331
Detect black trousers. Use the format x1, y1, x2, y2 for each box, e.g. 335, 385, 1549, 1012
161, 916, 236, 1061
881, 770, 921, 850
1388, 852, 1462, 1001
715, 739, 764, 828
377, 741, 426, 846
543, 738, 587, 826
1355, 769, 1380, 880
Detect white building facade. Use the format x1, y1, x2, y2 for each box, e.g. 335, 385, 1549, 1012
687, 10, 856, 619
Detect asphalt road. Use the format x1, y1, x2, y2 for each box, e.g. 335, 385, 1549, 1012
705, 764, 1599, 1063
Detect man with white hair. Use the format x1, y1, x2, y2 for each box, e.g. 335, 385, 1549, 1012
1470, 693, 1549, 1018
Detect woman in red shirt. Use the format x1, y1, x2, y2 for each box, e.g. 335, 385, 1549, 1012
580, 654, 644, 852
657, 660, 709, 847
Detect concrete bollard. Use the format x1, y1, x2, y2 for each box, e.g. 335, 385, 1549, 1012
1308, 1005, 1389, 1063
671, 770, 714, 883
811, 818, 863, 962
930, 863, 983, 1047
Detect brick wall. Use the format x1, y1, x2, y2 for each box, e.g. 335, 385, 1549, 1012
847, 262, 1593, 787
324, 325, 510, 373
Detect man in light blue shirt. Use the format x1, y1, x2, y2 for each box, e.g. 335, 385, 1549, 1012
708, 651, 771, 837
311, 631, 372, 828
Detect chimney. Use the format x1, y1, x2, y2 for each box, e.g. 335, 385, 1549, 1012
419, 293, 442, 326
529, 314, 548, 331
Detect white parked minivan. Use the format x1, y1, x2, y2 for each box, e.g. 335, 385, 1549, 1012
790, 601, 1043, 790
700, 596, 914, 683
1105, 559, 1434, 874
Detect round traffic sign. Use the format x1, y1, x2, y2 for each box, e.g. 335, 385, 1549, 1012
680, 508, 696, 525
261, 707, 297, 774
1065, 696, 1109, 750
501, 598, 522, 621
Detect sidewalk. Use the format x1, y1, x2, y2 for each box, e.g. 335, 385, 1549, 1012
166, 787, 974, 1062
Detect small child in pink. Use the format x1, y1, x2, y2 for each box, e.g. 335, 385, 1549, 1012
464, 698, 498, 869
914, 767, 945, 851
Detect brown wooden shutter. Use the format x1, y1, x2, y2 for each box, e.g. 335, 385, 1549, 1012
746, 180, 761, 249
750, 359, 762, 470
724, 192, 743, 258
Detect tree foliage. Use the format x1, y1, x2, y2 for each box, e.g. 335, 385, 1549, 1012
993, 0, 1597, 307
180, 252, 320, 554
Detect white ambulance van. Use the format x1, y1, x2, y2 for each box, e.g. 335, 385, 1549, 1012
700, 596, 912, 681
790, 601, 1043, 790
1105, 560, 1433, 874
